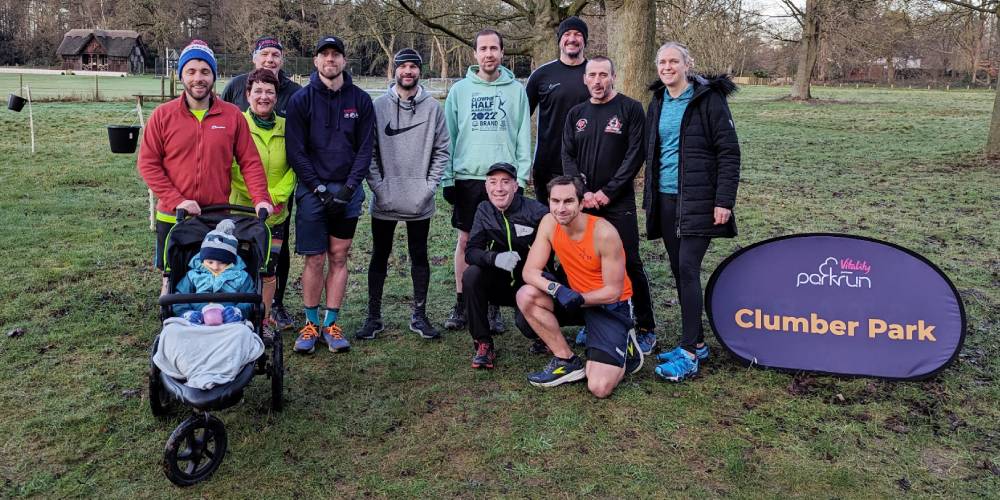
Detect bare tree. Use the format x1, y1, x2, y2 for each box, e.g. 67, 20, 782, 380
938, 0, 1000, 155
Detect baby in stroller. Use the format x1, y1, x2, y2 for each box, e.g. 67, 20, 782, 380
153, 219, 264, 390
149, 208, 284, 487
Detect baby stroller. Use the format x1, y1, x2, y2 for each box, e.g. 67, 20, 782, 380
147, 205, 284, 486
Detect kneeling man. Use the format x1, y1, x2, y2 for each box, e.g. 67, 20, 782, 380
516, 175, 642, 398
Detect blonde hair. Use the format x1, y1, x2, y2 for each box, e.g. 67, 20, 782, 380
655, 42, 693, 68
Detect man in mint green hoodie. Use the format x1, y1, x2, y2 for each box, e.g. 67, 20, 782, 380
442, 29, 532, 331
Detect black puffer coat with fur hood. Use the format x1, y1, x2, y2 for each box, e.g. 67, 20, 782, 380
642, 74, 740, 240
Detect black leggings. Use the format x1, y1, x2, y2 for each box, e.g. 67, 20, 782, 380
368, 217, 431, 315
658, 194, 711, 351
273, 197, 292, 306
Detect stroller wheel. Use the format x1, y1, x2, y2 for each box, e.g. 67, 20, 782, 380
163, 414, 227, 487
270, 330, 284, 411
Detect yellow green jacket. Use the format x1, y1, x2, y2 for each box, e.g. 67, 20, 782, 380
231, 110, 295, 226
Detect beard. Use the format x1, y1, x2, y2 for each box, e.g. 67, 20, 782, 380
396, 75, 419, 90
319, 65, 342, 81
183, 80, 212, 102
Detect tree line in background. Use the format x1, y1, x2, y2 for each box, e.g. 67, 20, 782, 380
1, 0, 997, 86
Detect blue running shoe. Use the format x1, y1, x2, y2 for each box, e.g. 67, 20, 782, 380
624, 329, 644, 375
528, 356, 586, 388
322, 323, 351, 352
655, 353, 699, 382
636, 329, 656, 355
656, 345, 709, 363
574, 327, 587, 346
294, 321, 320, 354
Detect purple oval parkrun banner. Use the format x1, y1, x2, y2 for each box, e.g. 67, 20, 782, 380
705, 234, 965, 380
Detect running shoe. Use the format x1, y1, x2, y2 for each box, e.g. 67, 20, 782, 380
488, 305, 506, 334
636, 328, 657, 355
294, 321, 320, 354
655, 353, 699, 382
472, 341, 496, 369
322, 323, 351, 352
625, 329, 644, 375
574, 327, 587, 346
410, 311, 440, 339
656, 345, 710, 363
354, 317, 385, 340
262, 318, 278, 343
528, 356, 586, 388
444, 303, 466, 330
271, 304, 294, 330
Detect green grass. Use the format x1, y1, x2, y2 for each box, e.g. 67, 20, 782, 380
0, 73, 448, 102
0, 86, 997, 497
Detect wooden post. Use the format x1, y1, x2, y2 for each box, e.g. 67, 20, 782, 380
135, 98, 154, 230
95, 74, 100, 101
26, 86, 35, 154
19, 73, 23, 95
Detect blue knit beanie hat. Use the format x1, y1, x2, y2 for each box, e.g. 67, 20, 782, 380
178, 39, 218, 80
201, 219, 238, 265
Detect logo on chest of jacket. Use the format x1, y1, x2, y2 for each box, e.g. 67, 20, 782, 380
343, 108, 359, 119
605, 115, 623, 134
575, 118, 588, 132
210, 125, 226, 130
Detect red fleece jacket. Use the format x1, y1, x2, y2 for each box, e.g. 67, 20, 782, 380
137, 94, 271, 214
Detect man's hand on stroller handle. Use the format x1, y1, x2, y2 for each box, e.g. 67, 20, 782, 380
176, 199, 201, 215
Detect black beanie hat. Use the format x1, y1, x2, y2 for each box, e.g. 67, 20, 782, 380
557, 16, 589, 45
393, 48, 423, 70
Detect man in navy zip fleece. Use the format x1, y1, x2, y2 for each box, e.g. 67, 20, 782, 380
286, 35, 375, 355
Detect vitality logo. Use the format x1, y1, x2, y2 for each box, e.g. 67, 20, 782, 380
796, 257, 873, 289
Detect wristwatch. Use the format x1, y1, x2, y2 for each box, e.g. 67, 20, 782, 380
314, 184, 327, 194
546, 281, 560, 297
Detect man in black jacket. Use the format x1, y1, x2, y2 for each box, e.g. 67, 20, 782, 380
465, 162, 550, 369
562, 56, 657, 354
220, 35, 302, 332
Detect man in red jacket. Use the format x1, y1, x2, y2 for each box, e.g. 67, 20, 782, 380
138, 40, 273, 293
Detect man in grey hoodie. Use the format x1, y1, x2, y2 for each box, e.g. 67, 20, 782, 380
355, 48, 450, 341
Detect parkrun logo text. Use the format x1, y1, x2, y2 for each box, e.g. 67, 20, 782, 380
796, 257, 872, 289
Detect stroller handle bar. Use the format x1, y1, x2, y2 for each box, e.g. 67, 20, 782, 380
176, 204, 269, 224
158, 292, 263, 307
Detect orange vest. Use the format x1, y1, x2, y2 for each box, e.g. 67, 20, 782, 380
552, 214, 632, 301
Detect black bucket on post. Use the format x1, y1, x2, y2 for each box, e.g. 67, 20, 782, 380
8, 93, 25, 112
107, 125, 142, 154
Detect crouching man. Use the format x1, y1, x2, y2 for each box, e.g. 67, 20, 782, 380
516, 176, 642, 398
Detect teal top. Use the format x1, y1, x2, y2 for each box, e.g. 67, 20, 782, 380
657, 85, 693, 194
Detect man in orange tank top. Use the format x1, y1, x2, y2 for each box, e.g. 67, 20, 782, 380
516, 176, 643, 398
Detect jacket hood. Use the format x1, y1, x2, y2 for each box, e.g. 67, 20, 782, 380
464, 65, 516, 86
309, 70, 355, 92
385, 83, 432, 107
647, 74, 738, 97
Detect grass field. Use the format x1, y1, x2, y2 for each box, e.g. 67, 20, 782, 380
0, 85, 997, 498
0, 73, 447, 101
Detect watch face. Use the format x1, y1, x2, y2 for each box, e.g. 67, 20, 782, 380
315, 185, 326, 193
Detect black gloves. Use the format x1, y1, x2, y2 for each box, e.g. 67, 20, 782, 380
443, 186, 456, 205
554, 285, 585, 311
319, 184, 356, 218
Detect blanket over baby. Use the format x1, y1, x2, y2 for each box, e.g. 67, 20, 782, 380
153, 317, 264, 390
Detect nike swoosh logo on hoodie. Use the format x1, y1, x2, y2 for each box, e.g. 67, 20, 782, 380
385, 121, 426, 136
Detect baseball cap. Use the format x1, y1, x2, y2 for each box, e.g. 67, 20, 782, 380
486, 162, 517, 178
314, 36, 346, 55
